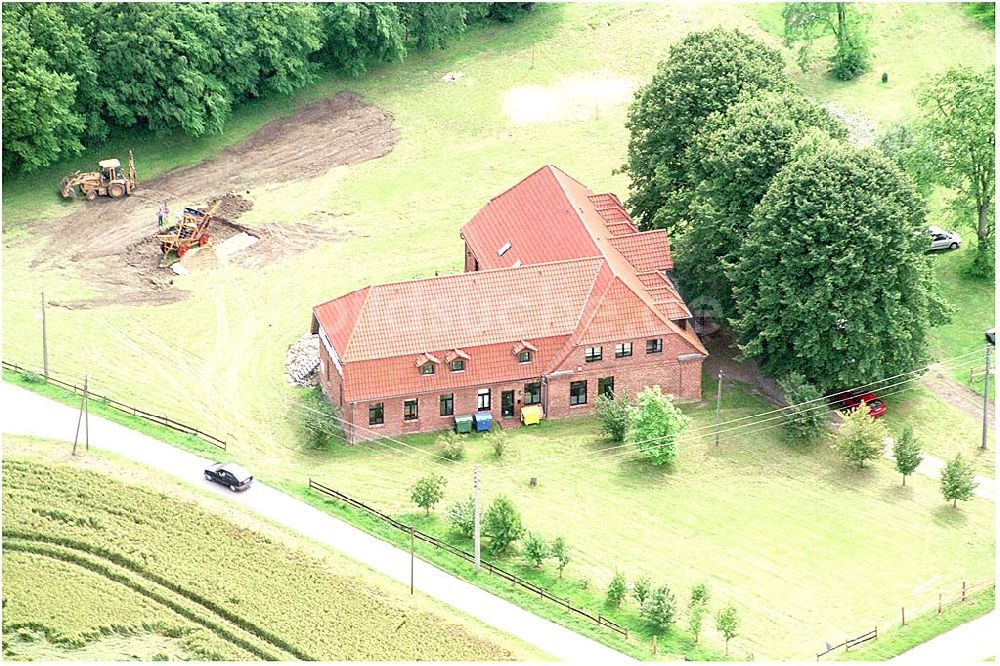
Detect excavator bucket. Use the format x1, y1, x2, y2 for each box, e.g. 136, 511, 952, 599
59, 176, 75, 198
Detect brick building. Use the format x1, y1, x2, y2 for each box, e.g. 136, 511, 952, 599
311, 166, 707, 442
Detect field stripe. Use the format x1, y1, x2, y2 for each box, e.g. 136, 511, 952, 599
3, 532, 308, 660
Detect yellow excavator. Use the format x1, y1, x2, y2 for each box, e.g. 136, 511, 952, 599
60, 150, 137, 201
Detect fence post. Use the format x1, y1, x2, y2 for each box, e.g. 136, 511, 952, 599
962, 581, 966, 602
901, 607, 905, 626
651, 634, 657, 655
938, 593, 942, 614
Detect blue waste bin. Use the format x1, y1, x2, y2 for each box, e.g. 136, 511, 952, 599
474, 411, 493, 432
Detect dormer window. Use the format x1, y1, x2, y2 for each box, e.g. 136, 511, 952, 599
420, 362, 436, 376
518, 350, 532, 364
450, 359, 466, 372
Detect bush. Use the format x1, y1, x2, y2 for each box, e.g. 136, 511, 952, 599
483, 495, 523, 555
409, 475, 446, 515
778, 373, 829, 444
629, 386, 691, 465
641, 584, 677, 629
299, 386, 339, 450
20, 370, 44, 384
550, 536, 570, 578
633, 576, 651, 606
606, 571, 627, 608
832, 402, 889, 468
522, 532, 549, 568
438, 431, 465, 460
487, 430, 508, 459
828, 36, 870, 81
446, 496, 475, 537
595, 391, 633, 442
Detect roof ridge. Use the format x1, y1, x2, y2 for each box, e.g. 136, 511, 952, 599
485, 164, 559, 204
343, 286, 372, 356
362, 255, 602, 292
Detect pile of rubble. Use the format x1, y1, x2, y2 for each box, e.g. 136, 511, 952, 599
285, 333, 320, 386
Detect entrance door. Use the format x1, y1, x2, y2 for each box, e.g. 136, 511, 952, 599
501, 390, 515, 418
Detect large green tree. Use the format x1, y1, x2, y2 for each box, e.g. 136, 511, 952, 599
915, 66, 995, 275
1, 6, 85, 170
729, 142, 950, 392
782, 2, 871, 81
674, 91, 844, 312
621, 28, 790, 233
315, 3, 407, 76
628, 386, 691, 465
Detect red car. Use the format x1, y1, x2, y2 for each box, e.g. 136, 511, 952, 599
835, 391, 886, 418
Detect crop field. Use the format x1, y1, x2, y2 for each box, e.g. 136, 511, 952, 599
1, 437, 545, 662
1, 2, 994, 662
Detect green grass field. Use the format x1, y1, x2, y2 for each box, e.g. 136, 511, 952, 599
1, 436, 546, 661
2, 2, 994, 661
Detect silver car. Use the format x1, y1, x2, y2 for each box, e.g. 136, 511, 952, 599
924, 225, 961, 251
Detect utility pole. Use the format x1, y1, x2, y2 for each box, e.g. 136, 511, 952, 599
84, 374, 90, 452
41, 291, 49, 379
72, 375, 88, 456
982, 343, 992, 451
715, 370, 723, 446
473, 465, 481, 574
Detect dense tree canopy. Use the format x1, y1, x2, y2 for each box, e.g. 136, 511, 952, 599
729, 142, 950, 392
674, 91, 844, 313
2, 2, 535, 172
621, 28, 790, 233
782, 2, 871, 81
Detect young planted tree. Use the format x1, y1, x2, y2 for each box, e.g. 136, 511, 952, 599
629, 386, 691, 465
892, 424, 923, 485
676, 91, 845, 313
783, 2, 871, 80
915, 67, 996, 277
622, 28, 790, 232
832, 403, 889, 468
522, 532, 549, 568
446, 496, 476, 538
633, 576, 652, 606
941, 453, 978, 508
550, 537, 570, 578
409, 475, 446, 515
688, 602, 706, 644
487, 430, 509, 459
715, 605, 740, 656
606, 571, 627, 608
484, 495, 524, 555
689, 582, 711, 608
778, 373, 831, 444
640, 584, 677, 630
729, 142, 950, 393
595, 391, 633, 442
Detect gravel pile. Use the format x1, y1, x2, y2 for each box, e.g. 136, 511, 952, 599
286, 333, 320, 386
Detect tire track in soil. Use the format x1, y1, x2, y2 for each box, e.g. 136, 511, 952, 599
24, 91, 399, 308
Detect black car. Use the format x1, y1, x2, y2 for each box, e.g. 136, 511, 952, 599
204, 462, 254, 492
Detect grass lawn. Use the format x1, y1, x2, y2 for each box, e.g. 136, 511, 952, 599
837, 586, 995, 660
2, 2, 994, 661
1, 435, 547, 661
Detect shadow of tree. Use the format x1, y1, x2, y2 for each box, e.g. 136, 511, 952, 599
931, 503, 970, 527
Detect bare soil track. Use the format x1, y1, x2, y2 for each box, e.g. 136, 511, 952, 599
22, 92, 398, 308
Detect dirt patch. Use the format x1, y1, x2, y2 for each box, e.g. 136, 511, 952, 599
823, 102, 876, 147
502, 76, 635, 123
700, 329, 788, 407
27, 91, 397, 307
921, 367, 994, 422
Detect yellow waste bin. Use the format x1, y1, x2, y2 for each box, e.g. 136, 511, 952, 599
520, 404, 543, 425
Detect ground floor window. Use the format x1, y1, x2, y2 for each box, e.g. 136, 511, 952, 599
524, 382, 541, 405
404, 399, 418, 420
598, 376, 614, 397
369, 402, 384, 425
477, 388, 491, 411
440, 393, 454, 417
570, 380, 587, 406
501, 390, 515, 417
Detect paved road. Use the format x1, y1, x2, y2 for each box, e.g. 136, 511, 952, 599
1, 382, 632, 663
891, 611, 997, 663
883, 438, 995, 501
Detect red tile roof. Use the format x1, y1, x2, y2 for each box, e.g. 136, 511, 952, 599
608, 230, 673, 272
314, 257, 604, 362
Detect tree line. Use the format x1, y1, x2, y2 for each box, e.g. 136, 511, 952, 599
622, 27, 994, 399
2, 2, 534, 172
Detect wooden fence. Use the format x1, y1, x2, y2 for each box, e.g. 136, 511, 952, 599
816, 578, 996, 660
307, 479, 629, 639
3, 360, 226, 450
